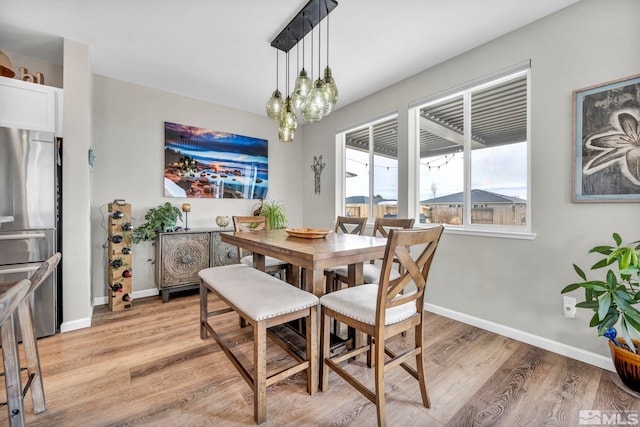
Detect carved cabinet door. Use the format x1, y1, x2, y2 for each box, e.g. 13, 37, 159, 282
156, 232, 210, 302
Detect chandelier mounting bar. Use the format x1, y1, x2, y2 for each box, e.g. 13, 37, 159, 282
271, 0, 338, 53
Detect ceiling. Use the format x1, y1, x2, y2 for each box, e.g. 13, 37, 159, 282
0, 0, 580, 117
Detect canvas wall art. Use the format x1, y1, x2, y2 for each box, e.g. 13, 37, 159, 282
572, 74, 640, 202
164, 121, 268, 199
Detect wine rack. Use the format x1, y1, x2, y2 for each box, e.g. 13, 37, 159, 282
107, 200, 133, 311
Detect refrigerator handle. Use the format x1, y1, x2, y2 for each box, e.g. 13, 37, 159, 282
0, 232, 47, 240
0, 265, 40, 275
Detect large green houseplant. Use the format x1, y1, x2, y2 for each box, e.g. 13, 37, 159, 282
562, 233, 640, 352
562, 233, 640, 392
132, 202, 183, 243
253, 199, 288, 230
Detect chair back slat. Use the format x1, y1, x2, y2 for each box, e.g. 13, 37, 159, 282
376, 226, 444, 316
372, 218, 414, 238
0, 279, 30, 326
233, 216, 269, 232
334, 216, 367, 235
29, 253, 61, 294
232, 216, 269, 260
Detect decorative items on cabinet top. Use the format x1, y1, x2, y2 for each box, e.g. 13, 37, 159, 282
0, 50, 15, 78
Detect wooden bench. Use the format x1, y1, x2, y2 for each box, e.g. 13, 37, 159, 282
199, 264, 318, 424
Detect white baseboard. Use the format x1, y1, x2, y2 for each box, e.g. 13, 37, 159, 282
92, 287, 159, 307
424, 303, 615, 372
60, 304, 93, 333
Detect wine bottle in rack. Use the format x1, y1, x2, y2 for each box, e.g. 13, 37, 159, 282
111, 211, 124, 219
111, 258, 124, 268
122, 270, 132, 278
111, 235, 123, 244
109, 283, 123, 292
121, 247, 132, 254
122, 222, 133, 231
122, 294, 132, 302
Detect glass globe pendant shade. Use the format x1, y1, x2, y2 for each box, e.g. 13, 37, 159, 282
280, 97, 298, 131
302, 79, 327, 123
279, 126, 295, 143
323, 66, 338, 106
266, 89, 284, 121
292, 68, 311, 111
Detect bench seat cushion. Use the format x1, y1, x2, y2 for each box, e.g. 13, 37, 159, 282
199, 264, 318, 321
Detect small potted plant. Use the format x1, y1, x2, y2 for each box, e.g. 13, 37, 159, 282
132, 202, 183, 243
561, 233, 640, 391
254, 199, 288, 230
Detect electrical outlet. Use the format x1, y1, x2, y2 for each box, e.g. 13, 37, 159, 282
564, 296, 576, 318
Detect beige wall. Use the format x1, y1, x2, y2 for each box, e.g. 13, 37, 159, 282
301, 0, 640, 361
91, 76, 305, 301
61, 39, 93, 331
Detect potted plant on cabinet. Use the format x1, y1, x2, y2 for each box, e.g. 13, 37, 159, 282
253, 199, 288, 230
132, 202, 183, 243
561, 233, 640, 392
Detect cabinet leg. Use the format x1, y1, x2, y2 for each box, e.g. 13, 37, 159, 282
162, 290, 169, 303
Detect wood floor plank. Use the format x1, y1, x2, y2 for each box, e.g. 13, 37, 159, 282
0, 293, 638, 426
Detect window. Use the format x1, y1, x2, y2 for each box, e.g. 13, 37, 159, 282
342, 115, 398, 221
413, 65, 530, 232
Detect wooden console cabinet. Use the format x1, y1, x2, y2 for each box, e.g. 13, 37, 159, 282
155, 229, 236, 302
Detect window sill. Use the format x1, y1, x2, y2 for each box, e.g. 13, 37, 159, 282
416, 224, 536, 240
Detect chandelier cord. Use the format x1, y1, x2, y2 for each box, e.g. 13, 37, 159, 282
318, 0, 321, 77
310, 19, 314, 81
275, 49, 279, 91
326, 9, 330, 66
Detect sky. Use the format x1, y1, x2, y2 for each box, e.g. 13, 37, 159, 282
346, 142, 527, 201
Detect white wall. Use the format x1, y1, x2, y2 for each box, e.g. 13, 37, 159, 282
91, 76, 304, 301
60, 39, 93, 332
302, 0, 640, 362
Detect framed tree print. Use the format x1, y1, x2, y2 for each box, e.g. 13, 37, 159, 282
572, 74, 640, 202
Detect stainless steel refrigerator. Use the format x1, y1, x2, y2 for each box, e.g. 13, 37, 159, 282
0, 126, 58, 338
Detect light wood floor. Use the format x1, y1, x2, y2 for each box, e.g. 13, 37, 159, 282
1, 290, 639, 426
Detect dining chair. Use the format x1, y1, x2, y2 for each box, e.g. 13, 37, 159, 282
323, 216, 367, 335
327, 217, 415, 293
319, 226, 444, 427
0, 278, 31, 427
0, 252, 61, 417
232, 216, 289, 279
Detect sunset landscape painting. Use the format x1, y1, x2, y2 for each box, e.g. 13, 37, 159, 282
164, 121, 268, 199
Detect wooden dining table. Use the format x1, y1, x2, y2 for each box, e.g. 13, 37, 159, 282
221, 229, 388, 296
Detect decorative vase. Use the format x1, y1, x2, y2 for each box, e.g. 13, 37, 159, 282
608, 338, 640, 393
215, 216, 230, 228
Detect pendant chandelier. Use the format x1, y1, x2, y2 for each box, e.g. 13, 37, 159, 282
266, 0, 339, 142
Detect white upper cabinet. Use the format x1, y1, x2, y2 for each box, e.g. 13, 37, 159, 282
0, 76, 63, 136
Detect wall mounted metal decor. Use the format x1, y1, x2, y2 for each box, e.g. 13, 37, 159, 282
311, 155, 326, 195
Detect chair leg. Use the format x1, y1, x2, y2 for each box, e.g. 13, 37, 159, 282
319, 310, 331, 392
200, 282, 208, 339
1, 316, 26, 427
415, 323, 430, 408
367, 335, 373, 368
306, 305, 318, 395
17, 302, 45, 414
253, 320, 267, 424
374, 332, 387, 427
